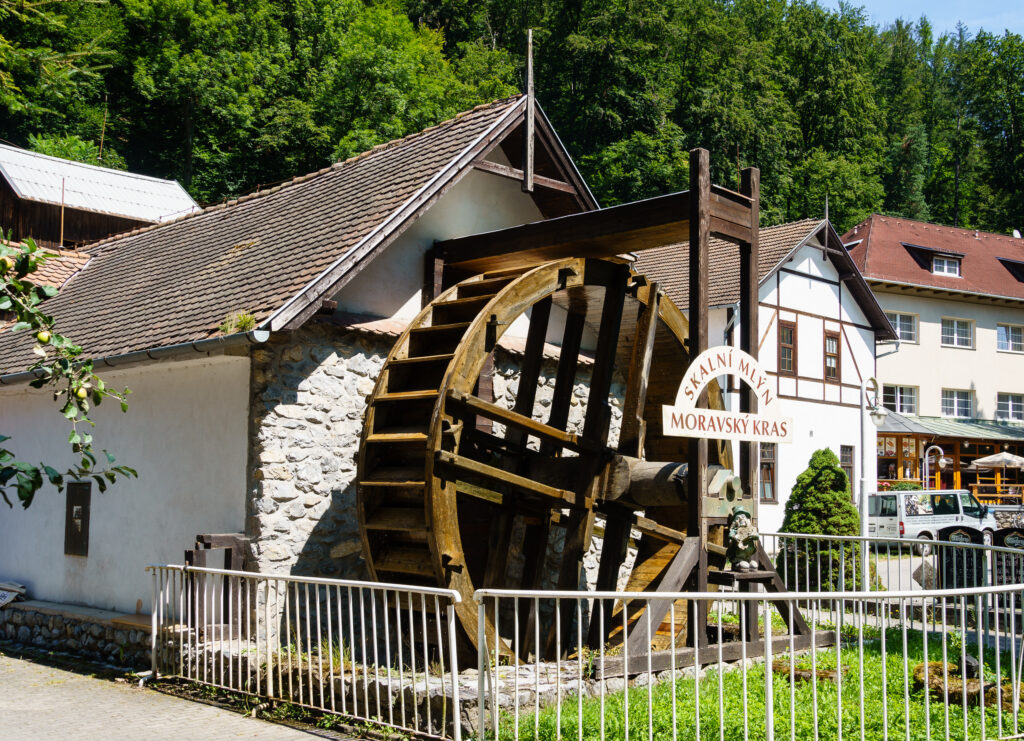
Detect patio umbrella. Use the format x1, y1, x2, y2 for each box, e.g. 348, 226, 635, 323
967, 451, 1024, 469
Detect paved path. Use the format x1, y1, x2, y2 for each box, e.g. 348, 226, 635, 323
0, 653, 334, 739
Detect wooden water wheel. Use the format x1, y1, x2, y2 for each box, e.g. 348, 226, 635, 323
355, 257, 738, 657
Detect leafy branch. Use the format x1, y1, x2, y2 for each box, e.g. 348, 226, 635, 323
0, 236, 136, 509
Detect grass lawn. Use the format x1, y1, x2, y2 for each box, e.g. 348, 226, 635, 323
494, 627, 1021, 741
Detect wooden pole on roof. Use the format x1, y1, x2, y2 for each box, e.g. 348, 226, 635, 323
59, 178, 65, 247
522, 29, 535, 193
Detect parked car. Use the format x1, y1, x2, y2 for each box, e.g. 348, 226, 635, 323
868, 489, 998, 554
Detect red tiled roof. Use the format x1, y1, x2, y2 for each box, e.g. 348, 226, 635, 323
32, 249, 90, 288
843, 214, 1024, 300
0, 97, 525, 375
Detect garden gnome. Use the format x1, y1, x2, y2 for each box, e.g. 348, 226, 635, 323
727, 505, 759, 572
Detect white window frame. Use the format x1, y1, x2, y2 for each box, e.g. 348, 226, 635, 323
941, 389, 973, 418
932, 255, 961, 276
997, 393, 1024, 421
882, 385, 918, 415
941, 317, 974, 349
997, 323, 1024, 353
885, 312, 918, 343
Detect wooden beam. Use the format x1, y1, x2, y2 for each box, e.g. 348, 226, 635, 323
439, 191, 692, 273
435, 450, 576, 505
438, 182, 752, 274
447, 389, 593, 453
740, 168, 760, 500
619, 282, 660, 456
624, 539, 700, 658
523, 29, 534, 193
686, 148, 711, 650
473, 160, 576, 193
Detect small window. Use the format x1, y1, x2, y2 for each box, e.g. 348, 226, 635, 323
759, 443, 777, 503
998, 393, 1024, 421
941, 389, 972, 418
840, 445, 855, 489
941, 318, 973, 348
64, 482, 91, 557
882, 385, 917, 414
933, 255, 961, 276
998, 324, 1024, 353
824, 331, 841, 383
885, 312, 917, 343
778, 321, 796, 376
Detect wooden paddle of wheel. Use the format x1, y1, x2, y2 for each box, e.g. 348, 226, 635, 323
356, 257, 741, 661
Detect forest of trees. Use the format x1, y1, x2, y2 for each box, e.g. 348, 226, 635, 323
2, 0, 1023, 234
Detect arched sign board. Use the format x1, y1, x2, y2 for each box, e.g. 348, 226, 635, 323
662, 346, 793, 443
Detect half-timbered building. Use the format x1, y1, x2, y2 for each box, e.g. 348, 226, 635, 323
637, 219, 895, 532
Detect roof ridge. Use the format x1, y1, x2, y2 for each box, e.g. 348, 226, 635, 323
872, 212, 1022, 243
83, 95, 525, 256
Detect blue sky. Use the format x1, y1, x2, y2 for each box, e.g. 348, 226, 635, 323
824, 1, 1024, 36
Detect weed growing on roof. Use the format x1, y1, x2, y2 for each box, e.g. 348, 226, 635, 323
219, 311, 257, 334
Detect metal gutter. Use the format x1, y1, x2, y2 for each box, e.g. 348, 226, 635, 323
0, 329, 270, 386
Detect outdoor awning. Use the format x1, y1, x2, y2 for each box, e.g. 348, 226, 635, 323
877, 410, 932, 435
878, 412, 1024, 442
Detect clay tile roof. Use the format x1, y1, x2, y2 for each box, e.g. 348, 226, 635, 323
30, 249, 91, 288
0, 96, 524, 375
633, 219, 823, 308
843, 214, 1024, 301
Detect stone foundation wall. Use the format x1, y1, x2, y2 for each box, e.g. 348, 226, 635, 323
0, 601, 150, 669
246, 320, 628, 587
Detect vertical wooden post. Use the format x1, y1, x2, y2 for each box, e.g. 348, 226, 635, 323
522, 29, 535, 193
740, 167, 760, 503
687, 148, 711, 648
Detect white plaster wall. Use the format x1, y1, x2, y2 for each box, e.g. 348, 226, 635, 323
333, 168, 545, 321
874, 290, 1024, 419
0, 355, 249, 613
758, 398, 863, 533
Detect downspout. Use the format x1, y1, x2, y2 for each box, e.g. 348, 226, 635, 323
0, 329, 271, 386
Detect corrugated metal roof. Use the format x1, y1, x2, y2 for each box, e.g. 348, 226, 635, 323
0, 143, 199, 223
885, 414, 1024, 441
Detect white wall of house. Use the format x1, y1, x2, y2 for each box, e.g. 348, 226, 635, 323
333, 162, 546, 322
717, 238, 878, 533
873, 290, 1024, 420
0, 355, 249, 613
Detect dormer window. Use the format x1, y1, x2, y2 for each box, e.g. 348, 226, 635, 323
932, 255, 961, 276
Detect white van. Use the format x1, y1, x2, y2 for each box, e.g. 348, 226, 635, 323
868, 489, 998, 552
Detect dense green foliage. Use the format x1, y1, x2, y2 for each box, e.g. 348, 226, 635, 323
781, 448, 860, 536
3, 0, 1024, 233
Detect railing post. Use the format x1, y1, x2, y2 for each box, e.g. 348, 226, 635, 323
477, 597, 487, 740
449, 601, 462, 741
150, 568, 158, 678
764, 598, 773, 741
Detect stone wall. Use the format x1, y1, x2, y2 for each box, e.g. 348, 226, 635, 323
0, 600, 150, 669
247, 322, 389, 578
245, 319, 628, 589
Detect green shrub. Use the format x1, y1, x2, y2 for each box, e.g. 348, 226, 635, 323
777, 449, 863, 591
890, 481, 923, 491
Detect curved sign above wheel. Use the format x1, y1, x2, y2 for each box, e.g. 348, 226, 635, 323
662, 346, 793, 443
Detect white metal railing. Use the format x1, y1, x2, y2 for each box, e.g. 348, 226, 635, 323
474, 534, 1024, 741
147, 565, 463, 740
